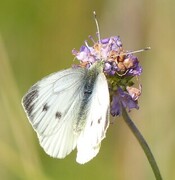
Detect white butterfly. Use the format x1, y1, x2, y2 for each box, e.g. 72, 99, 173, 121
22, 61, 110, 164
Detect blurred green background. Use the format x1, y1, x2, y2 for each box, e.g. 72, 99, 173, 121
0, 0, 174, 179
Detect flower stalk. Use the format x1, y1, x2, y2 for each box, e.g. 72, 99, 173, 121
122, 106, 163, 180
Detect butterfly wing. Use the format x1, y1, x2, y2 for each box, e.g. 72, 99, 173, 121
76, 71, 110, 164
22, 68, 87, 158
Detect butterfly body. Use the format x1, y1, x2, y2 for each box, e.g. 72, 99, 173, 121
22, 61, 110, 164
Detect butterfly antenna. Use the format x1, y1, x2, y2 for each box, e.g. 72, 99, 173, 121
121, 47, 151, 56
93, 11, 101, 43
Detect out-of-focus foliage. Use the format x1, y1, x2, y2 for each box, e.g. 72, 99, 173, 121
0, 0, 175, 179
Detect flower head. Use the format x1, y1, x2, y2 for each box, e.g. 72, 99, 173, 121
73, 35, 144, 116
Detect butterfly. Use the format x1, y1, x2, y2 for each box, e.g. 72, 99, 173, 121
22, 60, 110, 164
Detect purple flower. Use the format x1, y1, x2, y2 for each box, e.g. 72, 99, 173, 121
104, 61, 118, 75
123, 54, 142, 76
113, 36, 122, 47
111, 95, 122, 116
72, 36, 142, 75
72, 36, 124, 71
72, 34, 144, 115
74, 46, 96, 63
128, 65, 142, 76
100, 38, 110, 44
111, 87, 139, 116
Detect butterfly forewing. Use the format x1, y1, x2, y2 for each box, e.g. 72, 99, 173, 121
22, 67, 88, 158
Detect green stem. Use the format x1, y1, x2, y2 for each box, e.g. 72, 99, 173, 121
122, 107, 163, 180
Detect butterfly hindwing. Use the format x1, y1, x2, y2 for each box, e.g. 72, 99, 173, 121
76, 71, 110, 164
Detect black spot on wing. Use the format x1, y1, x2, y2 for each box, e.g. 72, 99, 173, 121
98, 117, 102, 124
55, 111, 62, 119
22, 85, 39, 118
42, 103, 49, 111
